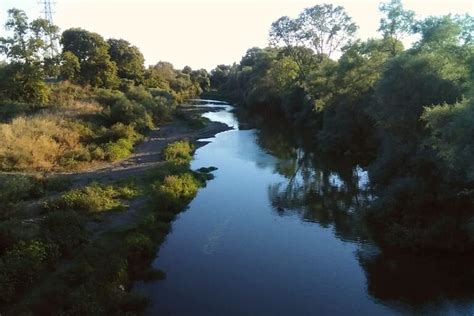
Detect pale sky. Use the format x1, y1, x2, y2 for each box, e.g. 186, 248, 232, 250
1, 0, 473, 70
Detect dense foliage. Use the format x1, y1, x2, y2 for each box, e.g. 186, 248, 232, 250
211, 1, 474, 251
0, 8, 210, 172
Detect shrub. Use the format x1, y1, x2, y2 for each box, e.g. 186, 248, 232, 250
125, 85, 153, 103
105, 123, 140, 143
89, 145, 106, 160
125, 86, 175, 123
0, 175, 42, 204
115, 180, 141, 199
108, 97, 154, 131
0, 101, 31, 123
104, 138, 134, 161
162, 141, 194, 165
0, 115, 85, 171
101, 123, 141, 161
45, 183, 124, 213
40, 211, 86, 257
59, 101, 102, 119
149, 96, 174, 122
94, 88, 124, 107
59, 147, 93, 167
0, 240, 58, 304
125, 232, 153, 259
0, 219, 40, 255
48, 81, 92, 107
152, 173, 200, 212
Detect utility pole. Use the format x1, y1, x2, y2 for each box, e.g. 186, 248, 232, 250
39, 0, 55, 25
38, 0, 58, 57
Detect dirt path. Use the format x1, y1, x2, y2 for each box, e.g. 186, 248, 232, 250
72, 118, 230, 187
81, 116, 231, 236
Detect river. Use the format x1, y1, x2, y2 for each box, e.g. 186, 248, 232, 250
135, 100, 474, 315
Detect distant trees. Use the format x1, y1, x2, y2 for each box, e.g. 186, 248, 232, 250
212, 1, 474, 251
210, 64, 232, 90
189, 68, 211, 93
144, 62, 208, 103
0, 7, 208, 174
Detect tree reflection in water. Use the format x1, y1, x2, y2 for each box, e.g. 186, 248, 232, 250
254, 115, 474, 314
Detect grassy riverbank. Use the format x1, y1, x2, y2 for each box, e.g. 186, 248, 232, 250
0, 139, 218, 314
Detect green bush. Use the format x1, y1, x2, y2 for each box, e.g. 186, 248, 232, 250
125, 85, 153, 104
115, 179, 141, 199
59, 147, 93, 166
0, 219, 39, 255
0, 175, 43, 205
162, 140, 194, 165
152, 173, 200, 212
125, 232, 154, 260
108, 97, 154, 131
100, 123, 142, 161
48, 81, 92, 107
40, 210, 86, 257
45, 183, 125, 213
0, 240, 58, 304
105, 122, 140, 143
104, 138, 134, 161
94, 88, 124, 107
89, 145, 106, 160
0, 101, 31, 123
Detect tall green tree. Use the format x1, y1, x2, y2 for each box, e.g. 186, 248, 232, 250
269, 4, 357, 90
107, 38, 145, 84
414, 15, 474, 49
61, 28, 119, 88
0, 9, 58, 104
422, 97, 474, 184
378, 0, 415, 54
190, 68, 210, 93
270, 4, 358, 59
60, 51, 80, 80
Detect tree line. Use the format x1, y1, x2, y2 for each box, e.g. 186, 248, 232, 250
0, 8, 210, 106
210, 0, 474, 251
0, 8, 211, 172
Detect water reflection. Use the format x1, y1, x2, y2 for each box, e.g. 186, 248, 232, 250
137, 102, 474, 315
255, 117, 372, 242
357, 249, 474, 314
254, 115, 474, 315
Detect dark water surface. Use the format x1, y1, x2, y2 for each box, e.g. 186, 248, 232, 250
135, 101, 474, 315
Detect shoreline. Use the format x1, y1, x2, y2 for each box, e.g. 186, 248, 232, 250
0, 105, 232, 185
1, 102, 234, 314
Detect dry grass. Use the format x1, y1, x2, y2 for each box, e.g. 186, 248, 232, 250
55, 100, 102, 118
0, 114, 86, 171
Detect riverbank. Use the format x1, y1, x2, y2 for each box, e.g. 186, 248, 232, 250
0, 103, 231, 314
71, 105, 230, 187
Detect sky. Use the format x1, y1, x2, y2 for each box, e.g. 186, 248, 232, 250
1, 0, 473, 70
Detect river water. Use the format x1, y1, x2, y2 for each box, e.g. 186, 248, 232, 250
135, 100, 474, 315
